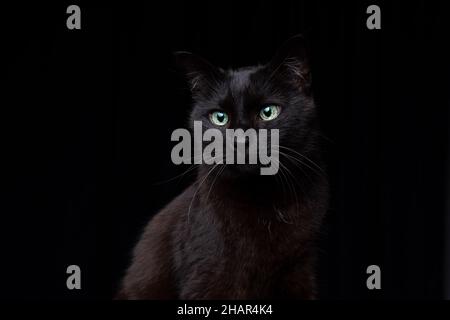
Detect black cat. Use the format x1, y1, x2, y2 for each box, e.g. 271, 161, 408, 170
117, 36, 328, 299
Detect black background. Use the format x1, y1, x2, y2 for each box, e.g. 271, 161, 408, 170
2, 1, 449, 300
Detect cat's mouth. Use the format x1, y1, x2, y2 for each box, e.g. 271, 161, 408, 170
203, 161, 271, 179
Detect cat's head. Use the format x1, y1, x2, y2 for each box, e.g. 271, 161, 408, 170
174, 36, 319, 179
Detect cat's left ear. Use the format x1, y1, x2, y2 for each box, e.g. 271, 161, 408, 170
174, 51, 224, 96
268, 35, 311, 92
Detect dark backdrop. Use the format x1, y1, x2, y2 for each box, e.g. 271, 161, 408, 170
2, 1, 449, 299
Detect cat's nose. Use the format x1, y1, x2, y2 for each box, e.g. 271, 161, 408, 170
235, 117, 251, 131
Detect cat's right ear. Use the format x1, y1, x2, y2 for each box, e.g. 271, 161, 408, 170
173, 51, 223, 95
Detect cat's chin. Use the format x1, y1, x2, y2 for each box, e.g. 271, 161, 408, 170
219, 164, 268, 179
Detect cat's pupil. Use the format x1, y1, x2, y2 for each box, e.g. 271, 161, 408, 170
216, 113, 225, 122
263, 107, 272, 117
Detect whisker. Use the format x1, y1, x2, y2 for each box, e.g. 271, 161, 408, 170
205, 164, 226, 203
151, 154, 222, 186
272, 157, 300, 223
186, 162, 220, 224
278, 150, 314, 184
152, 164, 198, 186
278, 145, 326, 176
278, 160, 300, 221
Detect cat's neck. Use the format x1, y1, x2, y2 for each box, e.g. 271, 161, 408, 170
196, 170, 303, 223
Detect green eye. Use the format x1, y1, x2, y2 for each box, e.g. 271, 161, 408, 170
259, 105, 280, 121
209, 111, 229, 126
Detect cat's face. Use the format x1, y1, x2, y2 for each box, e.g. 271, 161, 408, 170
175, 36, 318, 178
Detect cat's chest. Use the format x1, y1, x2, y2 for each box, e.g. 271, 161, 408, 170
188, 205, 299, 262
179, 196, 303, 265
178, 221, 292, 299
177, 205, 303, 298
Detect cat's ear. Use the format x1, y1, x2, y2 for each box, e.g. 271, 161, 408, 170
268, 35, 311, 92
174, 51, 223, 95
